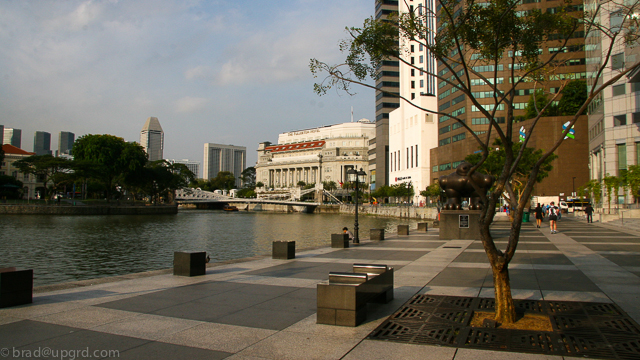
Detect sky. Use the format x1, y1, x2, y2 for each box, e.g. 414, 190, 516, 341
0, 0, 376, 177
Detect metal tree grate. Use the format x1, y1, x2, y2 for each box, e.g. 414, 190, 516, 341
368, 295, 640, 359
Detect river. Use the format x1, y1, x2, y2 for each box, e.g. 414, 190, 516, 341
0, 210, 422, 287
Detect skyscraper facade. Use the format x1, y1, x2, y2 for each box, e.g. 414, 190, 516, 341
203, 144, 246, 188
586, 1, 640, 207
387, 0, 439, 204
373, 0, 401, 190
34, 131, 52, 156
58, 131, 75, 156
140, 117, 164, 161
3, 128, 21, 148
431, 1, 587, 185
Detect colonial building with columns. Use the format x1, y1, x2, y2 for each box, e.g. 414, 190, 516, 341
255, 120, 375, 189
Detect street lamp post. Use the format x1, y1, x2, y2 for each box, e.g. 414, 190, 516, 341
347, 167, 367, 244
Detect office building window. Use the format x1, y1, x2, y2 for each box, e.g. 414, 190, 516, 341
411, 45, 414, 53
612, 53, 624, 70
415, 145, 418, 166
633, 112, 640, 124
411, 57, 415, 65
419, 55, 424, 64
411, 69, 415, 77
411, 93, 415, 100
411, 81, 415, 89
612, 84, 626, 96
614, 114, 627, 126
618, 143, 627, 173
420, 80, 424, 88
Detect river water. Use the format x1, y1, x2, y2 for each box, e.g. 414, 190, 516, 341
0, 210, 421, 287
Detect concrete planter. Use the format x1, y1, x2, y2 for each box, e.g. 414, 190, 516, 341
173, 252, 207, 276
272, 241, 295, 260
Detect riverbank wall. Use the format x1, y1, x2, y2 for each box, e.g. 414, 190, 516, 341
0, 204, 178, 215
340, 205, 438, 220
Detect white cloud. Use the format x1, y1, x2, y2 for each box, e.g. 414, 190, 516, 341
175, 96, 209, 113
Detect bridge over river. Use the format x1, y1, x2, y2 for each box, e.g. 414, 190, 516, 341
175, 188, 337, 213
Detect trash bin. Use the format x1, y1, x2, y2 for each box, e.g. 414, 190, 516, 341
522, 211, 530, 223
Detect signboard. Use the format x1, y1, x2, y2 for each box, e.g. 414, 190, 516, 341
459, 215, 469, 228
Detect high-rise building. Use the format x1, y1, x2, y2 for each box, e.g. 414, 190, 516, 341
58, 131, 75, 156
373, 0, 401, 190
34, 131, 52, 156
140, 117, 164, 161
3, 128, 21, 148
587, 1, 640, 207
166, 159, 200, 178
203, 144, 246, 188
431, 0, 588, 192
387, 0, 439, 204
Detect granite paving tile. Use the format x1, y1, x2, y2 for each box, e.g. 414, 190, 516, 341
116, 341, 231, 360
159, 322, 276, 353
599, 253, 640, 267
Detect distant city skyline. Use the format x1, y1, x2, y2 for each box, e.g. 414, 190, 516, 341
1, 1, 375, 167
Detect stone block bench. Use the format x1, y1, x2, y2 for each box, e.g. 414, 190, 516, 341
331, 233, 349, 248
317, 264, 394, 326
173, 251, 207, 276
0, 267, 33, 308
272, 241, 295, 259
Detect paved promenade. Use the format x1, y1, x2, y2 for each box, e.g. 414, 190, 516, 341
1, 215, 639, 359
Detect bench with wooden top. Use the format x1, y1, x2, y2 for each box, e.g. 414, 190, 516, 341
317, 264, 394, 326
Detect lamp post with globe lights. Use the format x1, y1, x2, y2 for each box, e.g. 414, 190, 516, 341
347, 167, 367, 244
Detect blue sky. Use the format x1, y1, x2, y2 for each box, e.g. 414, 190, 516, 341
0, 0, 375, 176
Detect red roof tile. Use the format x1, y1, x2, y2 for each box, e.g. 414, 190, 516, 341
265, 140, 325, 153
2, 144, 35, 156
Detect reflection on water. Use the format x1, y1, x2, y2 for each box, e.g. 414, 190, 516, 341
0, 210, 421, 286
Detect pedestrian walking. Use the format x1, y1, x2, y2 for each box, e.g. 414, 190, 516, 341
547, 201, 559, 234
585, 204, 594, 223
534, 203, 544, 228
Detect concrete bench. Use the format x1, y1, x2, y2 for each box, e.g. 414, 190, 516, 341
417, 223, 428, 232
317, 264, 394, 326
173, 252, 207, 276
0, 267, 33, 308
331, 233, 349, 248
398, 225, 409, 235
272, 241, 295, 259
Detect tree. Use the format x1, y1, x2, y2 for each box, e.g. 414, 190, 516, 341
310, 0, 640, 323
465, 140, 558, 214
0, 175, 23, 199
524, 89, 558, 120
239, 167, 256, 188
421, 182, 442, 204
297, 181, 306, 188
73, 134, 148, 201
13, 155, 72, 202
558, 80, 588, 116
323, 180, 337, 191
211, 171, 236, 190
627, 165, 640, 204
256, 181, 265, 189
603, 174, 620, 214
583, 179, 602, 207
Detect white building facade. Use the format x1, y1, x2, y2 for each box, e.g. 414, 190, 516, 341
388, 0, 439, 205
587, 1, 640, 207
203, 144, 246, 188
255, 120, 375, 188
140, 117, 164, 161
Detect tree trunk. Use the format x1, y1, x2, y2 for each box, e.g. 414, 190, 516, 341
492, 263, 516, 323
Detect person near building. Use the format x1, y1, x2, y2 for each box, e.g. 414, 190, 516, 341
534, 203, 544, 228
585, 204, 594, 223
547, 201, 559, 234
